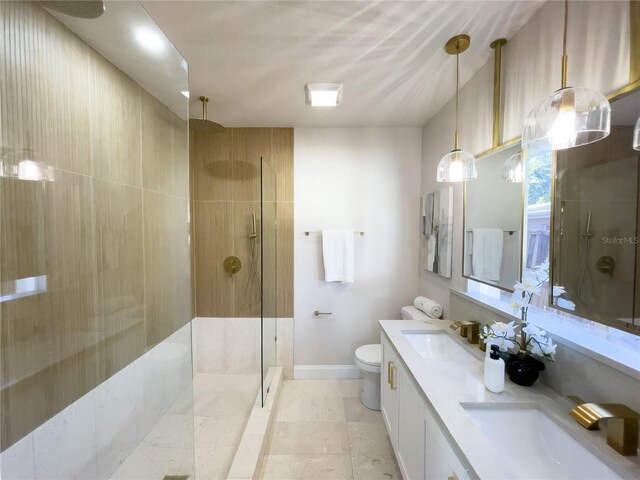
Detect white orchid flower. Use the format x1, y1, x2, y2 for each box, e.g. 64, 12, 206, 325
552, 285, 566, 297
536, 259, 550, 272
508, 295, 528, 314
493, 336, 516, 352
523, 324, 546, 338
528, 336, 556, 360
514, 276, 542, 297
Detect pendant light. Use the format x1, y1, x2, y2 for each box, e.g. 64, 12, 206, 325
437, 34, 477, 182
634, 116, 640, 151
523, 0, 610, 151
502, 150, 523, 183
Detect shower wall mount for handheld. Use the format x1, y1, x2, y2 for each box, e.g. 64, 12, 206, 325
577, 211, 597, 306
245, 212, 261, 309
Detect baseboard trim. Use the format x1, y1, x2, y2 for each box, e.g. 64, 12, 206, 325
293, 365, 361, 379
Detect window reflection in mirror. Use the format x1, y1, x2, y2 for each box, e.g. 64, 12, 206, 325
523, 149, 552, 309
551, 87, 640, 334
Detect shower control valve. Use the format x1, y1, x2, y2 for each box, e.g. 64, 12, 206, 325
223, 256, 242, 276
596, 256, 615, 277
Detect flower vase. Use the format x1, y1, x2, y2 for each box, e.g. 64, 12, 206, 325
505, 354, 545, 387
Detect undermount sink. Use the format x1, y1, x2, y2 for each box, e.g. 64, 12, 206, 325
462, 403, 622, 480
403, 331, 476, 361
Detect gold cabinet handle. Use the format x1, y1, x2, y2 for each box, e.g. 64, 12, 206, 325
390, 362, 397, 390
448, 476, 458, 480
387, 361, 392, 385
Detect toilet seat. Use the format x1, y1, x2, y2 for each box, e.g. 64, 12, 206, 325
355, 344, 381, 373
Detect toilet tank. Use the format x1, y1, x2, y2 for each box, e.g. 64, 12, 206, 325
401, 305, 430, 321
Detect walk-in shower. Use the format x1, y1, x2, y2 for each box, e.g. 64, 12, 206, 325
552, 94, 640, 330
1, 2, 195, 478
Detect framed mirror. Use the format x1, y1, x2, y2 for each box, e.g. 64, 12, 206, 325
463, 143, 524, 291
550, 85, 640, 334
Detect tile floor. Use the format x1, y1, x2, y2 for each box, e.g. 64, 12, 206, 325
111, 373, 261, 480
260, 379, 401, 480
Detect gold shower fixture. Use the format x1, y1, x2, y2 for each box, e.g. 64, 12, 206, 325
189, 96, 225, 134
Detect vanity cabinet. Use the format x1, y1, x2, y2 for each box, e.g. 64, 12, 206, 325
381, 332, 471, 480
424, 405, 470, 480
381, 333, 400, 451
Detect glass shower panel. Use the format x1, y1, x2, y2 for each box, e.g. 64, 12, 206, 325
261, 158, 277, 405
0, 2, 194, 478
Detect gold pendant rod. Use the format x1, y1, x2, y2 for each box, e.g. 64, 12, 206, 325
490, 39, 507, 149
561, 0, 569, 88
631, 0, 640, 83
455, 51, 459, 150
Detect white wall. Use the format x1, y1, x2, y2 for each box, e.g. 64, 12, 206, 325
294, 128, 422, 371
420, 0, 632, 314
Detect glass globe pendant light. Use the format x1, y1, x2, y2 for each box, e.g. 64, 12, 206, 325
523, 0, 610, 151
437, 34, 477, 182
634, 116, 640, 151
502, 150, 523, 183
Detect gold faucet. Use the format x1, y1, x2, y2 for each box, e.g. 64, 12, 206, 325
569, 398, 640, 456
449, 320, 480, 344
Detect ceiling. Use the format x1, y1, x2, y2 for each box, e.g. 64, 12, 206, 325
143, 0, 545, 128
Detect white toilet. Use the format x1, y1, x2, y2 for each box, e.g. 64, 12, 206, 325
354, 306, 432, 410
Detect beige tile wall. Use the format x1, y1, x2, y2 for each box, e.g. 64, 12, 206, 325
0, 2, 192, 450
190, 128, 294, 318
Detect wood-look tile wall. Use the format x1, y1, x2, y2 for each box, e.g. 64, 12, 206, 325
190, 128, 294, 318
0, 2, 192, 450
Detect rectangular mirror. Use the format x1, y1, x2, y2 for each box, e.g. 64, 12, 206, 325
463, 143, 524, 291
551, 86, 640, 334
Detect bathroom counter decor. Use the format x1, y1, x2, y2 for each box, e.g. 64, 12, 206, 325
480, 263, 559, 387
378, 319, 640, 479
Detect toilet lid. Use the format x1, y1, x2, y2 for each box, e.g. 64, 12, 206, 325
355, 344, 381, 366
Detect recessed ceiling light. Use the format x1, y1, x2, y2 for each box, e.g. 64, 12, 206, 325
305, 83, 343, 107
134, 26, 166, 55
181, 91, 190, 98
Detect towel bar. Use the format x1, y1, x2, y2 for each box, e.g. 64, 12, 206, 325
304, 231, 364, 237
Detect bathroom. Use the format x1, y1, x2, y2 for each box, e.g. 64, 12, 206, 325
0, 1, 639, 479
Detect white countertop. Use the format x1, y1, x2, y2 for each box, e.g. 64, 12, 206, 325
379, 319, 640, 480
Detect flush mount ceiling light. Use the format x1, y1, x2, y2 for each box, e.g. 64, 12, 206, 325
305, 83, 343, 107
436, 34, 477, 183
502, 150, 523, 183
523, 0, 610, 151
634, 116, 640, 151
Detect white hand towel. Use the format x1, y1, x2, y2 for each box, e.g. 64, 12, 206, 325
414, 296, 443, 319
471, 228, 503, 281
322, 229, 355, 283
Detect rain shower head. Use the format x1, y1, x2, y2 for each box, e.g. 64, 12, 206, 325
190, 96, 224, 134
39, 1, 105, 19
